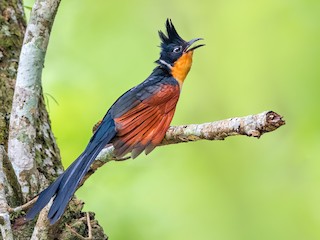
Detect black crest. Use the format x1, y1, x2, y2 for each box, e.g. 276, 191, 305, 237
158, 19, 186, 47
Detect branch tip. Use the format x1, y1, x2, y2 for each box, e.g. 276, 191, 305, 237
265, 111, 286, 130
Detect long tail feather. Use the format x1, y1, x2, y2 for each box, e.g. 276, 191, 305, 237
26, 114, 116, 224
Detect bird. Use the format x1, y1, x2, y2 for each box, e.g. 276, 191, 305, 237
26, 19, 204, 224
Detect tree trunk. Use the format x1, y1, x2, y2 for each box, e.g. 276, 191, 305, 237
0, 0, 108, 239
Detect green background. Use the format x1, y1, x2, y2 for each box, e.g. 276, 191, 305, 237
24, 0, 320, 239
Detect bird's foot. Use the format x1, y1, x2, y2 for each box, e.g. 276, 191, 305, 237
113, 156, 131, 161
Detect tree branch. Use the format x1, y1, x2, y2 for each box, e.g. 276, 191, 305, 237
83, 110, 285, 183
30, 200, 52, 240
160, 110, 284, 144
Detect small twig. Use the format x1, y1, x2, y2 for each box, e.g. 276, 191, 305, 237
65, 212, 93, 240
7, 196, 38, 213
66, 224, 87, 240
86, 212, 92, 240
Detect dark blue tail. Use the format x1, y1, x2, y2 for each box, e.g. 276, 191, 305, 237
26, 113, 116, 224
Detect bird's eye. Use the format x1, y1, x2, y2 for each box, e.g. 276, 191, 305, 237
173, 46, 182, 53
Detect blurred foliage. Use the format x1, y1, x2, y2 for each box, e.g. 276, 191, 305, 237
24, 0, 320, 239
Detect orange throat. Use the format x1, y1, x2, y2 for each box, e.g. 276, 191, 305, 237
171, 51, 194, 88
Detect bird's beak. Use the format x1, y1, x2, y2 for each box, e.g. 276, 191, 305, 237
185, 38, 205, 52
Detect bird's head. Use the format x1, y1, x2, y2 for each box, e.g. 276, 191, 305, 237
156, 19, 204, 84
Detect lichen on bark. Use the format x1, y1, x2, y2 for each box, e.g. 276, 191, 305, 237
0, 0, 26, 146
0, 0, 26, 209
